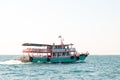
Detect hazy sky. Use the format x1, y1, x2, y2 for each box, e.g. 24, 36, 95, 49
0, 0, 120, 55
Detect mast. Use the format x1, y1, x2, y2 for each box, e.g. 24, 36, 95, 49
58, 35, 64, 45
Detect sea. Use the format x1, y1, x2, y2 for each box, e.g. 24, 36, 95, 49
0, 55, 120, 80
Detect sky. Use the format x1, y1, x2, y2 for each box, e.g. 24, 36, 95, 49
0, 0, 120, 55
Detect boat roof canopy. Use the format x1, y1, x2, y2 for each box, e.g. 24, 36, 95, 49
22, 43, 74, 47
22, 43, 52, 47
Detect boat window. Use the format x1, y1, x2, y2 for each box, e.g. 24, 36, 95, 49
57, 53, 59, 57
67, 46, 69, 49
54, 54, 56, 57
58, 46, 62, 49
55, 46, 57, 49
58, 53, 60, 56
53, 53, 55, 56
62, 46, 65, 49
60, 53, 62, 56
65, 46, 67, 49
62, 53, 65, 56
66, 52, 69, 56
57, 53, 63, 57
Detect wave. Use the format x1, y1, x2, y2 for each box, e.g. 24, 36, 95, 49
0, 60, 31, 65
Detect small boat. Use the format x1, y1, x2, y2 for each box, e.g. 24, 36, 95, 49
20, 37, 89, 63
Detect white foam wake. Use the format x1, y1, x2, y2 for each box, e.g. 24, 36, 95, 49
0, 60, 31, 65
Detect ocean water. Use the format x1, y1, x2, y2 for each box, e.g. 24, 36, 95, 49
0, 55, 120, 80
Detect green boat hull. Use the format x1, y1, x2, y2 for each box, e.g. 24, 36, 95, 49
30, 55, 87, 63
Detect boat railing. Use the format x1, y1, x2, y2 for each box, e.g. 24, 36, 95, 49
66, 48, 76, 52
52, 49, 66, 52
52, 48, 76, 52
23, 48, 51, 53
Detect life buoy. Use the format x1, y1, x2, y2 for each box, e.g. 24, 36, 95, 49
47, 58, 50, 62
70, 56, 74, 59
76, 56, 79, 60
29, 57, 33, 62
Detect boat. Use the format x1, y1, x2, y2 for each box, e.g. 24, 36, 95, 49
20, 37, 89, 63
